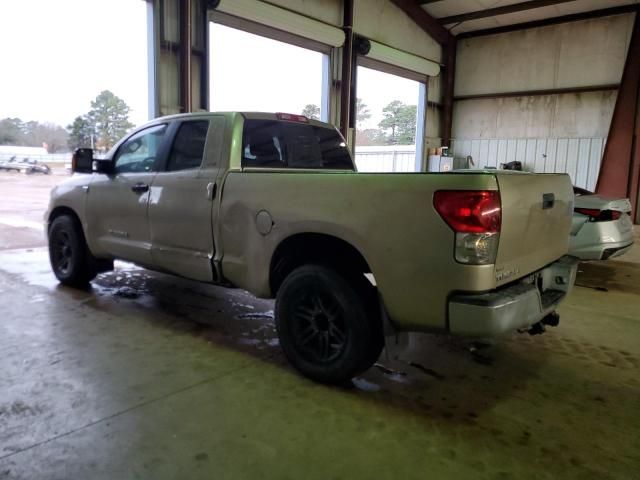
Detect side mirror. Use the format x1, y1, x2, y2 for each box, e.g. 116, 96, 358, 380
94, 159, 113, 174
71, 148, 93, 173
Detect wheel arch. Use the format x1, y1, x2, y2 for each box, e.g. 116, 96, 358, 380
269, 232, 373, 297
48, 206, 83, 233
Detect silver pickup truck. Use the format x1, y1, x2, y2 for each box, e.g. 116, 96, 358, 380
47, 112, 578, 383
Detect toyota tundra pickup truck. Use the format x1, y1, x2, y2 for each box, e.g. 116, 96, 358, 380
46, 112, 578, 383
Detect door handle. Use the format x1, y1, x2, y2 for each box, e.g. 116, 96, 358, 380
131, 183, 149, 194
206, 182, 217, 200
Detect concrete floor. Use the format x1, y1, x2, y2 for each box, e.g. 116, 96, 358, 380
0, 170, 639, 480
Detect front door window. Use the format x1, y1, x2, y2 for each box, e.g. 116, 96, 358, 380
113, 124, 168, 173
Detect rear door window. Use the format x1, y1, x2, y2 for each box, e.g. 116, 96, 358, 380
242, 119, 353, 170
166, 120, 209, 171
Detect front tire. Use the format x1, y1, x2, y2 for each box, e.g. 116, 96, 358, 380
275, 265, 383, 384
48, 215, 98, 287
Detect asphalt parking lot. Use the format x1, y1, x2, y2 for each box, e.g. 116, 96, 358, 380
0, 169, 639, 479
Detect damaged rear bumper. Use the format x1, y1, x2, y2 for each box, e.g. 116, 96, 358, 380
448, 256, 579, 337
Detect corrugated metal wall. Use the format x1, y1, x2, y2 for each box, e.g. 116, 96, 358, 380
451, 137, 606, 191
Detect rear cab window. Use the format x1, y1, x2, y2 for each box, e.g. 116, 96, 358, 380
241, 119, 354, 170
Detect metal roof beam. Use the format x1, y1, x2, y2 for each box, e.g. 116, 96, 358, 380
438, 0, 576, 25
458, 3, 640, 38
390, 0, 452, 45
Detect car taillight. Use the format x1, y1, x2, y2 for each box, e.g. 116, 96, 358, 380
434, 191, 501, 233
434, 190, 501, 265
575, 208, 622, 222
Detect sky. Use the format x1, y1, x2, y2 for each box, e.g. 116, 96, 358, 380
210, 23, 421, 130
0, 2, 420, 131
209, 23, 324, 115
0, 0, 149, 128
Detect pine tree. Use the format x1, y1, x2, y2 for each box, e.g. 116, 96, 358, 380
301, 104, 321, 120
87, 90, 134, 150
67, 116, 94, 151
378, 100, 417, 145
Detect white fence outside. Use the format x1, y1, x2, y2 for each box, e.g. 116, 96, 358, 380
354, 145, 417, 172
451, 137, 606, 191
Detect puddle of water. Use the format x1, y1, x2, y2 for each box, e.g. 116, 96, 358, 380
114, 260, 143, 272
237, 311, 274, 320
0, 216, 43, 230
232, 301, 255, 310
0, 249, 145, 293
0, 248, 59, 290
237, 338, 261, 346
113, 287, 142, 299
374, 363, 410, 383
352, 377, 381, 392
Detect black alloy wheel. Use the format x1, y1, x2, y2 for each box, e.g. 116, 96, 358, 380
276, 265, 383, 384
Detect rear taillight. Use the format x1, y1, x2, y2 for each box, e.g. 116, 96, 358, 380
434, 191, 501, 233
434, 190, 501, 265
575, 208, 622, 222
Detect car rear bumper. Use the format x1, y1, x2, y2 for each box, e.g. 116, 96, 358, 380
448, 256, 578, 337
570, 240, 634, 260
569, 216, 634, 260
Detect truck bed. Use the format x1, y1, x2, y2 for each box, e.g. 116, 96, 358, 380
218, 169, 574, 332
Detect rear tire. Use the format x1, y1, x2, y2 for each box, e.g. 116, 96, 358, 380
275, 265, 383, 384
48, 215, 98, 287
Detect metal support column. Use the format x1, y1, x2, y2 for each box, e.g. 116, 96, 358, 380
441, 37, 456, 147
148, 0, 208, 117
339, 0, 354, 141
179, 0, 192, 112
596, 13, 640, 222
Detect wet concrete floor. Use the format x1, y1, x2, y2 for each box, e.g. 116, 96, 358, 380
0, 171, 639, 479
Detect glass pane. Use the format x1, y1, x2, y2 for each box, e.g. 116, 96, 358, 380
209, 23, 325, 119
162, 0, 179, 43
167, 121, 209, 171
354, 66, 422, 172
242, 121, 285, 168
114, 125, 168, 173
242, 119, 353, 170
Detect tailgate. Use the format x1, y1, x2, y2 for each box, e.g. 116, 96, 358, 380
495, 172, 573, 286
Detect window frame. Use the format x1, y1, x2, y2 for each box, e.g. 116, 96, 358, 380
112, 123, 170, 175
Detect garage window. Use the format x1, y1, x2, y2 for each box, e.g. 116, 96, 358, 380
208, 22, 329, 122
353, 65, 426, 173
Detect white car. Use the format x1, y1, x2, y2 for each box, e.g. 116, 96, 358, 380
569, 187, 634, 260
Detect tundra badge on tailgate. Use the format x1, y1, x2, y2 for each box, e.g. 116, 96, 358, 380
496, 266, 520, 282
